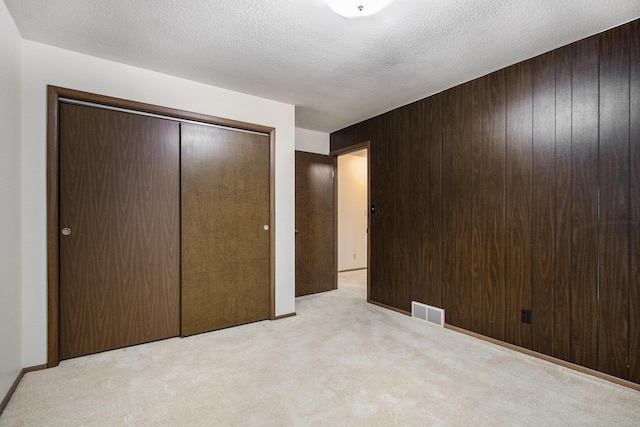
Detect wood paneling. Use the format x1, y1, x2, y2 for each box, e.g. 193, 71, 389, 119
505, 60, 533, 349
181, 123, 270, 336
554, 45, 573, 362
598, 24, 630, 379
470, 79, 485, 334
395, 106, 415, 312
410, 101, 429, 305
441, 91, 454, 322
426, 94, 444, 309
532, 51, 556, 356
330, 18, 640, 384
630, 19, 640, 385
443, 84, 472, 330
295, 151, 335, 297
570, 36, 599, 370
481, 70, 507, 341
59, 104, 180, 359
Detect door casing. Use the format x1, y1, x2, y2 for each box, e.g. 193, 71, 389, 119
330, 142, 371, 301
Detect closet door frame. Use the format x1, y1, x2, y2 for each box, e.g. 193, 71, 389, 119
47, 85, 276, 367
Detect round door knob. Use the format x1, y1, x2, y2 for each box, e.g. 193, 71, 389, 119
263, 224, 269, 231
61, 227, 72, 236
295, 229, 299, 234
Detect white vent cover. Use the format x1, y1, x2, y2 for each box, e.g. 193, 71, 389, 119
411, 301, 445, 327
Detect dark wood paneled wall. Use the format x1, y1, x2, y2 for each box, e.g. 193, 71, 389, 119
630, 20, 640, 385
330, 19, 640, 384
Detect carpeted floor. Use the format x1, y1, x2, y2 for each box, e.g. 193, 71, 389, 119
1, 269, 639, 426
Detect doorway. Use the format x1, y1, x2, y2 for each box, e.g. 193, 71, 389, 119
332, 143, 370, 300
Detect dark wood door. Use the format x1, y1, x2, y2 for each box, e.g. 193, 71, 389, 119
59, 103, 181, 360
295, 151, 335, 297
181, 124, 270, 336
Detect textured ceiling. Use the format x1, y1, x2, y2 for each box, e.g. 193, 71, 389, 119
5, 0, 640, 132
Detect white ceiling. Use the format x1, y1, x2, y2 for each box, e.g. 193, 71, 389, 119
5, 0, 640, 133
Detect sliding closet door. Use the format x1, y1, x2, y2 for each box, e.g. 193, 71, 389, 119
59, 103, 181, 359
181, 123, 271, 336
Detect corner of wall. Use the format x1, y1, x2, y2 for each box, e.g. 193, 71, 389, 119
0, 0, 24, 403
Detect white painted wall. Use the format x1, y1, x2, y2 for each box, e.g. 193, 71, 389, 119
295, 127, 330, 155
0, 0, 23, 399
21, 40, 296, 367
337, 153, 368, 271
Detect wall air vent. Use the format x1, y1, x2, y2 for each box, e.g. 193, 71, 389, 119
411, 301, 445, 327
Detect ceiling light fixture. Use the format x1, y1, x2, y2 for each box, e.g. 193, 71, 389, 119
327, 0, 394, 18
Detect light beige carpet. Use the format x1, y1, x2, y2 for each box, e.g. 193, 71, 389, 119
1, 270, 639, 426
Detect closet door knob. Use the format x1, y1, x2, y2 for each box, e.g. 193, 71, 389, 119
263, 224, 269, 231
61, 227, 72, 236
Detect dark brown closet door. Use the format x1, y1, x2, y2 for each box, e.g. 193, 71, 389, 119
181, 123, 270, 336
59, 103, 180, 360
295, 151, 335, 296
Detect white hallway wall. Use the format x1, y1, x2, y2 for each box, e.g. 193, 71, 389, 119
295, 127, 329, 155
338, 153, 367, 271
0, 0, 23, 400
21, 40, 296, 367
